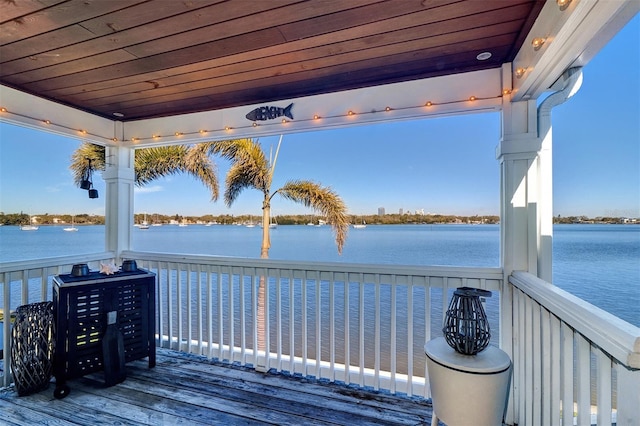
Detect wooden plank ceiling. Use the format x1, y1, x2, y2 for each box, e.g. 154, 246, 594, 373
0, 0, 544, 121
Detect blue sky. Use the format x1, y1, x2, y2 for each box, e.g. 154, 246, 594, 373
1, 16, 638, 219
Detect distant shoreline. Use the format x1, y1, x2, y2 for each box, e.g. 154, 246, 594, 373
1, 212, 638, 227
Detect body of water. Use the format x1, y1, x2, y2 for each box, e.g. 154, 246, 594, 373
1, 223, 638, 326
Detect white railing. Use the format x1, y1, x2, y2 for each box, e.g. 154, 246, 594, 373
509, 271, 640, 426
0, 252, 115, 387
124, 250, 504, 397
3, 253, 637, 425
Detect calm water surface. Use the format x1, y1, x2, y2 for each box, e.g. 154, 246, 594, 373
1, 223, 638, 326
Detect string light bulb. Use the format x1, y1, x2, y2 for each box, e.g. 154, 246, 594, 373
425, 101, 433, 107
469, 96, 477, 102
502, 89, 511, 96
0, 107, 6, 112
348, 110, 354, 116
175, 132, 182, 136
515, 67, 526, 78
385, 106, 391, 111
557, 0, 571, 11
313, 114, 320, 120
44, 120, 51, 124
532, 37, 546, 51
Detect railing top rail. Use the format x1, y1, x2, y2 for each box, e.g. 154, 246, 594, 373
0, 252, 115, 274
510, 271, 640, 369
123, 250, 504, 279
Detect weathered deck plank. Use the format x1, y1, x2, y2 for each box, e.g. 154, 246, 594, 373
0, 348, 434, 425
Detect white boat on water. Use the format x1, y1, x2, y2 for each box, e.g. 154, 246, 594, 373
63, 216, 78, 232
139, 213, 150, 229
353, 219, 366, 229
21, 215, 39, 231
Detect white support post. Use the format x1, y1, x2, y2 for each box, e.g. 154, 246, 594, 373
102, 140, 135, 261
498, 64, 542, 424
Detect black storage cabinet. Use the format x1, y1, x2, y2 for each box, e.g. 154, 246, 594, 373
52, 269, 155, 398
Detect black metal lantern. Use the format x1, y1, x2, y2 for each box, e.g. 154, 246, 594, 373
79, 158, 98, 198
443, 287, 492, 355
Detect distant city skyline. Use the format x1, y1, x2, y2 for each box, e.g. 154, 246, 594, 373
0, 16, 638, 219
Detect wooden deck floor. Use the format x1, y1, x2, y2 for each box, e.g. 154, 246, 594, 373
0, 348, 435, 425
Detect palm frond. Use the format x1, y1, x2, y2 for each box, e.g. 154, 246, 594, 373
135, 145, 219, 200
206, 139, 271, 205
277, 180, 349, 254
69, 142, 105, 186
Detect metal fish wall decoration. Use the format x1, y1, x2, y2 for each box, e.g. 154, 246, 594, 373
246, 103, 293, 121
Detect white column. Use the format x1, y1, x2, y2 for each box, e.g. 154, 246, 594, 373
102, 142, 135, 260
497, 78, 541, 425
498, 97, 541, 278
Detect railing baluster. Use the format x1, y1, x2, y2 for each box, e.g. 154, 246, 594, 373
167, 263, 175, 350
264, 268, 271, 369
533, 300, 542, 426
616, 362, 640, 425
329, 273, 335, 382
276, 269, 282, 371
239, 268, 246, 364
358, 273, 365, 387
550, 313, 561, 426
186, 264, 193, 353
315, 270, 321, 378
344, 275, 350, 385
390, 275, 397, 394
288, 269, 295, 374
216, 265, 223, 361
424, 277, 431, 399
407, 276, 414, 397
596, 349, 612, 426
516, 287, 526, 425
561, 322, 574, 426
374, 274, 381, 390
301, 272, 308, 375
229, 268, 235, 362
575, 333, 591, 426
206, 264, 213, 359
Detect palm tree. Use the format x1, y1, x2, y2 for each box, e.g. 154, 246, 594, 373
205, 137, 349, 258
205, 137, 349, 361
70, 142, 220, 200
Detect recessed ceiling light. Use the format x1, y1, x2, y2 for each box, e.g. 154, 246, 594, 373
476, 52, 492, 61
113, 112, 124, 117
